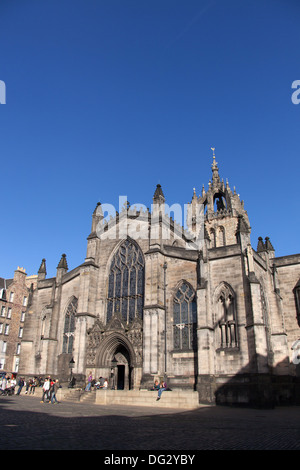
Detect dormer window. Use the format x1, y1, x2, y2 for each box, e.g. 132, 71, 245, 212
0, 289, 6, 301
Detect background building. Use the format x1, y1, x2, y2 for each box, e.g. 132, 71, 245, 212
18, 157, 300, 406
0, 267, 37, 374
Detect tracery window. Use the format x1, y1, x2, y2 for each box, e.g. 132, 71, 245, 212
62, 297, 77, 354
215, 284, 238, 348
173, 282, 197, 351
107, 239, 144, 324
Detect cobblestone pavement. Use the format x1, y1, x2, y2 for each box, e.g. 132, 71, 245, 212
0, 394, 299, 451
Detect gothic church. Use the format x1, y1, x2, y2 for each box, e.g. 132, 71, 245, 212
19, 155, 300, 406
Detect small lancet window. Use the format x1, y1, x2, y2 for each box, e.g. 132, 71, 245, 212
210, 229, 216, 248
219, 226, 225, 246
62, 297, 78, 354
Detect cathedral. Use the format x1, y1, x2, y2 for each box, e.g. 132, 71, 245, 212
19, 155, 300, 406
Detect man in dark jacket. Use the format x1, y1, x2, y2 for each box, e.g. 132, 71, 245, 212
16, 377, 24, 395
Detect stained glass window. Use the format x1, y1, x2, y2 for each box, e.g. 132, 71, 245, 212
62, 297, 77, 354
107, 239, 144, 324
173, 282, 197, 350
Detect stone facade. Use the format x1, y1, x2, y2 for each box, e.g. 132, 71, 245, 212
19, 156, 300, 406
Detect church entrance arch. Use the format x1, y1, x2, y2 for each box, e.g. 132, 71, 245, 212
95, 333, 135, 390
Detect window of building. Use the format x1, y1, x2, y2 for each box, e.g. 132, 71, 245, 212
23, 296, 27, 307
62, 297, 77, 354
9, 292, 14, 302
7, 308, 12, 319
16, 343, 21, 355
215, 283, 238, 348
107, 239, 144, 324
0, 358, 5, 369
14, 357, 20, 373
219, 226, 226, 246
4, 324, 9, 335
173, 282, 197, 351
1, 307, 5, 317
210, 229, 216, 248
18, 327, 23, 338
20, 311, 25, 322
293, 280, 300, 327
0, 289, 6, 300
2, 342, 7, 353
0, 323, 3, 334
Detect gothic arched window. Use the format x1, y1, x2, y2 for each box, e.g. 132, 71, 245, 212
294, 279, 300, 327
173, 282, 197, 351
218, 226, 225, 246
62, 297, 77, 354
210, 229, 216, 248
107, 239, 144, 324
215, 283, 238, 348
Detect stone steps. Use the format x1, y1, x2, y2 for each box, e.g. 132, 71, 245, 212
80, 390, 97, 404
27, 387, 200, 409
94, 389, 200, 409
60, 388, 82, 402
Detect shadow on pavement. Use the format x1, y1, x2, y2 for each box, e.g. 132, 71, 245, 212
0, 395, 299, 450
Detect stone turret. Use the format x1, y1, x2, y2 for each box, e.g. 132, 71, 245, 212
152, 184, 165, 216
56, 253, 68, 283
91, 202, 103, 234
38, 258, 47, 280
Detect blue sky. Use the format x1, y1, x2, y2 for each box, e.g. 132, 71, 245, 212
0, 0, 299, 279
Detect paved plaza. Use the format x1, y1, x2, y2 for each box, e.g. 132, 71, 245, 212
0, 393, 299, 451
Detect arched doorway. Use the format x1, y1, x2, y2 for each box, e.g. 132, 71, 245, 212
113, 344, 131, 390
95, 332, 136, 390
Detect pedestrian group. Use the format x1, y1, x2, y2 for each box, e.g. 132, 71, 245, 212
0, 373, 60, 404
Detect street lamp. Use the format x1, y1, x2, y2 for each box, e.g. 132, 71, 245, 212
111, 356, 118, 390
163, 262, 168, 377
69, 357, 75, 388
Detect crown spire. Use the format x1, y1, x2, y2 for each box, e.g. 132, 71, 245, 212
211, 147, 220, 187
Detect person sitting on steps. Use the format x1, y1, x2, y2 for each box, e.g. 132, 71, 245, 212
156, 380, 167, 401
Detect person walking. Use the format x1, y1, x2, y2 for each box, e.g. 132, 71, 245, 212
85, 372, 93, 391
41, 377, 50, 403
0, 374, 8, 395
50, 379, 60, 404
10, 376, 16, 394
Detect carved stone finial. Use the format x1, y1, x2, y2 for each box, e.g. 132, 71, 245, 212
57, 254, 68, 270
